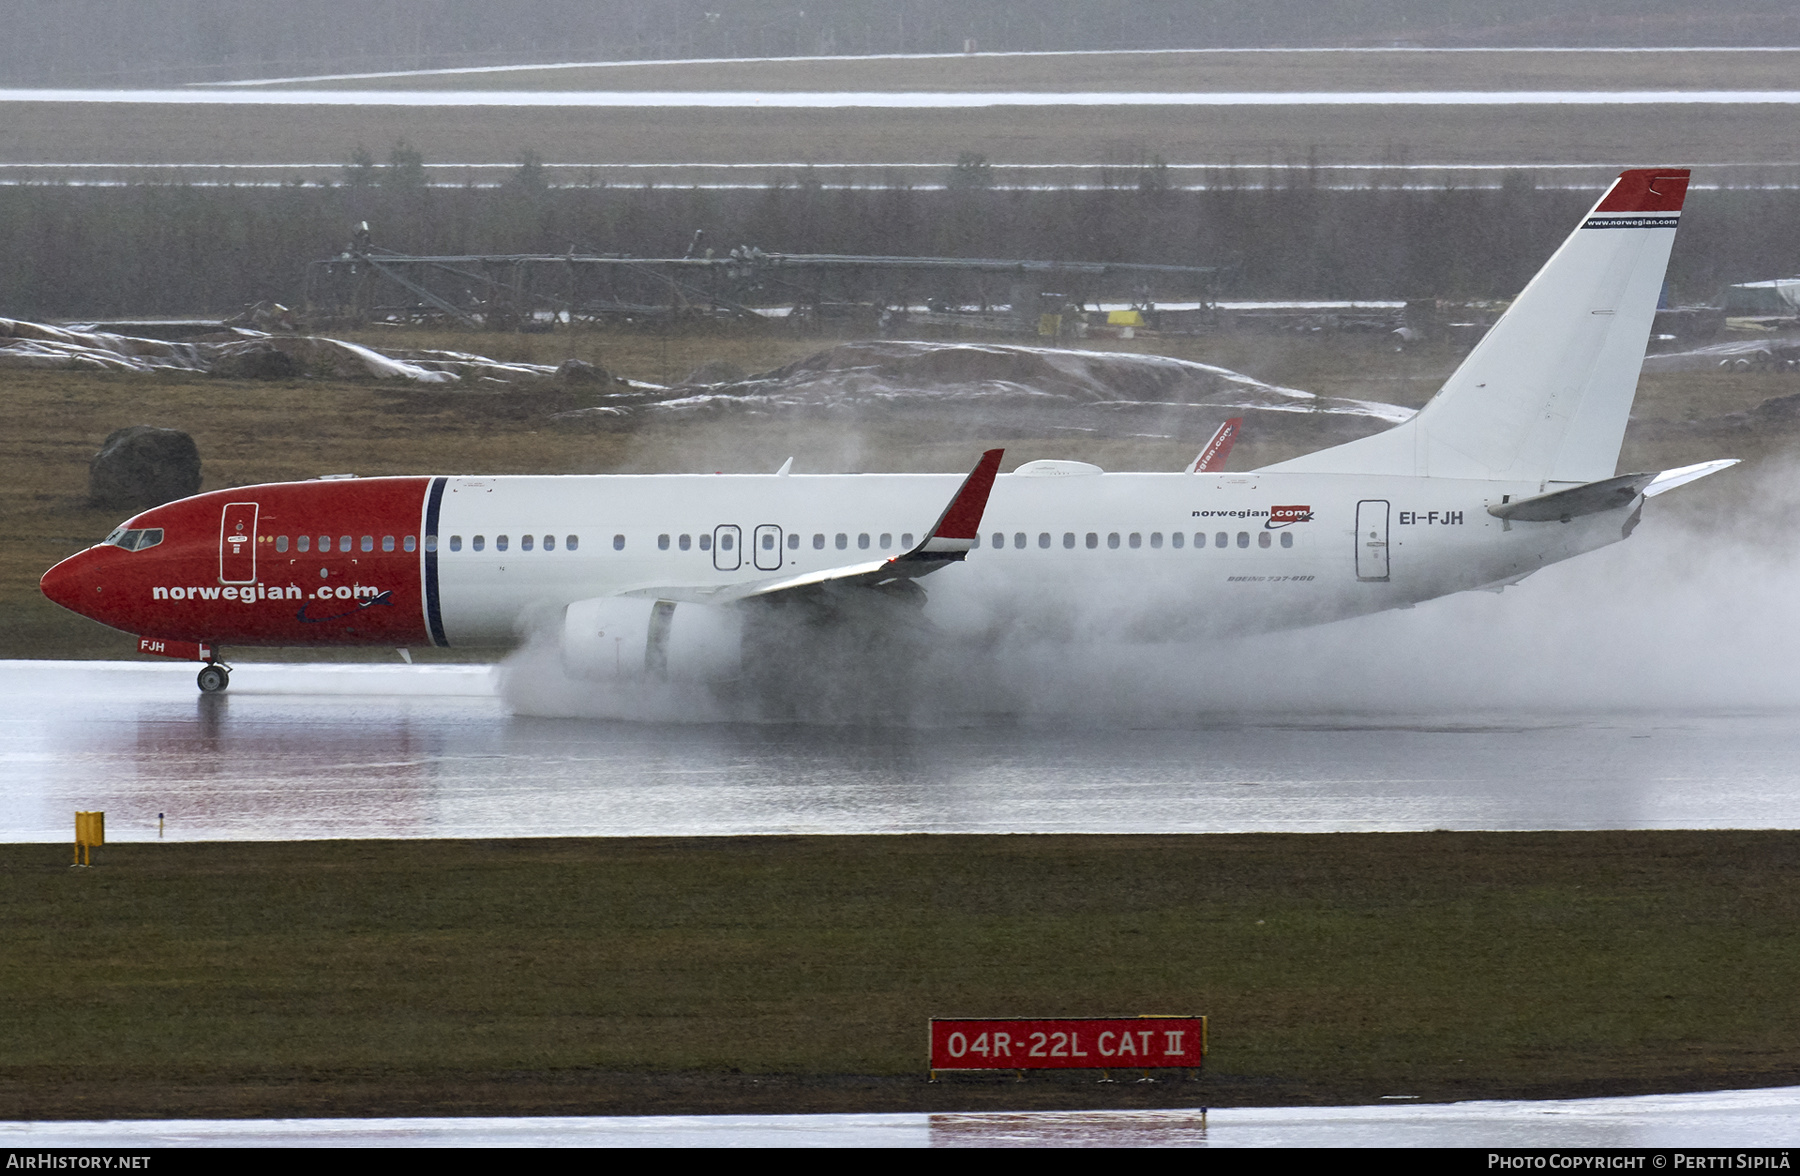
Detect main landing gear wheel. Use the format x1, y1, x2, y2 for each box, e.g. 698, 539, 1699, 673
197, 664, 230, 694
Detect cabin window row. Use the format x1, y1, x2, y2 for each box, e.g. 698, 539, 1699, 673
633, 529, 1296, 554
444, 534, 598, 552
654, 532, 919, 552
974, 531, 1295, 550
284, 529, 1296, 558
273, 534, 417, 554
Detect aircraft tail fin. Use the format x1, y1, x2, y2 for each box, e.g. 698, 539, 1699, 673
1259, 168, 1689, 483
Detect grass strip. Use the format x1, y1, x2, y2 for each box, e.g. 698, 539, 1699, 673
3, 832, 1798, 1118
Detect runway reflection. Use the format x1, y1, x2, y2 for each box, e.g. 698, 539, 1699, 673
127, 692, 445, 837
7, 661, 1800, 841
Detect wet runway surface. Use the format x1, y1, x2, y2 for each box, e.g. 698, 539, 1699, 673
8, 1086, 1799, 1147
8, 661, 1800, 842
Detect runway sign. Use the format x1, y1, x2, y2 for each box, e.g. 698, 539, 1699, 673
929, 1016, 1205, 1072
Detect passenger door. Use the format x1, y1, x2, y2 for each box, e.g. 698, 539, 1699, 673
1355, 500, 1390, 582
219, 502, 259, 584
752, 524, 783, 571
712, 524, 742, 572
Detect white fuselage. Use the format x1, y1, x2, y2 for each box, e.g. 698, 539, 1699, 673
432, 470, 1629, 646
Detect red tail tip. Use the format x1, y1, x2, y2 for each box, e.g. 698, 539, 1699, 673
1595, 169, 1690, 214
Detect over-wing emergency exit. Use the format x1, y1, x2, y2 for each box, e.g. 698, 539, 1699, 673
41, 169, 1735, 693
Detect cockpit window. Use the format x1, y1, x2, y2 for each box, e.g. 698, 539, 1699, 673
103, 527, 164, 552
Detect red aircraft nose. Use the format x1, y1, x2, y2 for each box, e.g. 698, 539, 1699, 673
40, 551, 98, 616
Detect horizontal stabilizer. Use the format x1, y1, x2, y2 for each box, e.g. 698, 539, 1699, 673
1489, 458, 1737, 523
1643, 458, 1740, 498
1488, 474, 1656, 522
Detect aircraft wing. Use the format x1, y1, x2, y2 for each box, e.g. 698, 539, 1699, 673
624, 448, 1004, 606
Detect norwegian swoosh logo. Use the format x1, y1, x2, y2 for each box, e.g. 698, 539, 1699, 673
1264, 505, 1314, 529
297, 590, 395, 624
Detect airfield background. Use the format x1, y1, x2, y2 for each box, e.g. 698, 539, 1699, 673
8, 0, 1800, 85
5, 0, 1800, 1126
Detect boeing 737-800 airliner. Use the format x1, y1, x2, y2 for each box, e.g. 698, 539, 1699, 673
41, 168, 1734, 693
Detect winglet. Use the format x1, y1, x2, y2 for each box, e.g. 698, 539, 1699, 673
1189, 418, 1242, 473
912, 448, 1004, 558
713, 448, 1008, 602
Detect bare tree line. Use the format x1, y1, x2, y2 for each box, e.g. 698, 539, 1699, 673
0, 171, 1791, 319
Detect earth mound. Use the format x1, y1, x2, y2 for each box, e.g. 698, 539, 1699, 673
88, 426, 202, 509
571, 341, 1412, 447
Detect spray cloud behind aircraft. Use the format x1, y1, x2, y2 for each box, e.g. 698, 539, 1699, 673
497, 459, 1780, 725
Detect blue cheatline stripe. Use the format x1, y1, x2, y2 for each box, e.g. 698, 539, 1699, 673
424, 477, 449, 647
1583, 215, 1681, 229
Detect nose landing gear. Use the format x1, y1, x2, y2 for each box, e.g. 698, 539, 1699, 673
132, 637, 228, 691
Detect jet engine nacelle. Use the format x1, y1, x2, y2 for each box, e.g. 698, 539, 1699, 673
559, 596, 743, 682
